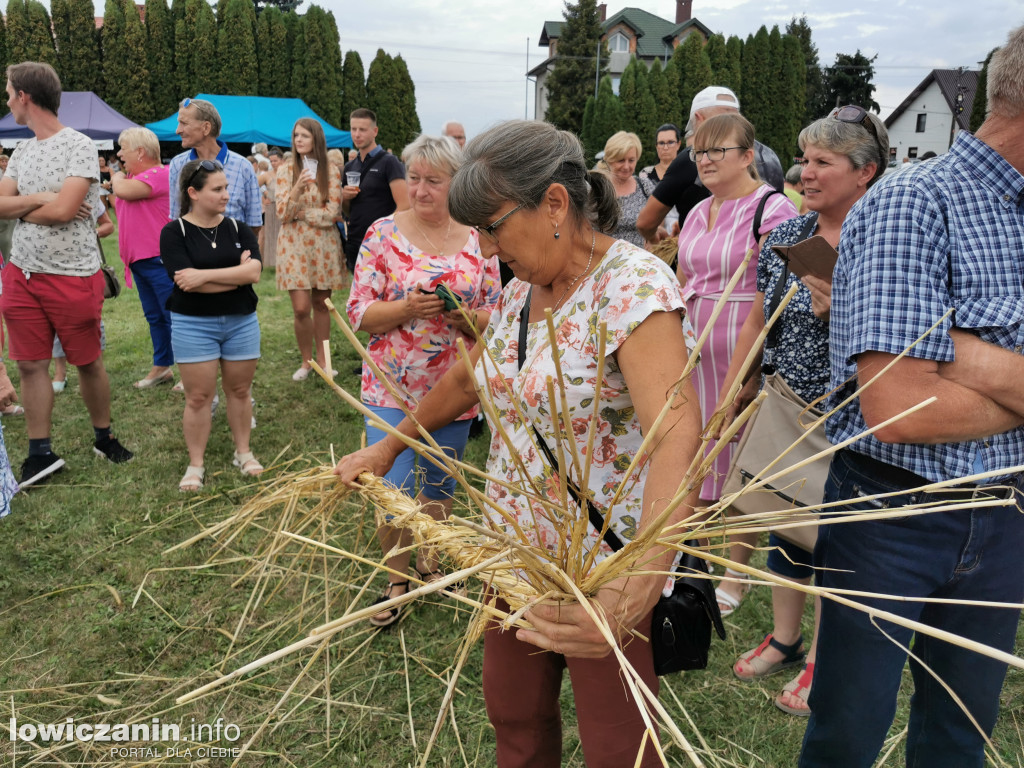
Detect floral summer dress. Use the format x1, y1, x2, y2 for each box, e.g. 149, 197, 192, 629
275, 164, 345, 291
475, 239, 694, 564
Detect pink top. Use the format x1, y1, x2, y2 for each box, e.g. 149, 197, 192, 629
676, 185, 796, 301
347, 215, 502, 419
113, 164, 170, 286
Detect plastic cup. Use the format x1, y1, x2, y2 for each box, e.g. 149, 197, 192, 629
345, 171, 361, 187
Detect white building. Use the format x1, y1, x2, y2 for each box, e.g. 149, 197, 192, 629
884, 69, 979, 164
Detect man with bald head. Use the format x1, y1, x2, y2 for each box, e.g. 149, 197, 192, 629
637, 86, 783, 241
442, 121, 466, 149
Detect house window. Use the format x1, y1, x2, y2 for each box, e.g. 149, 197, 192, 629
915, 114, 927, 133
609, 32, 629, 52
611, 76, 622, 95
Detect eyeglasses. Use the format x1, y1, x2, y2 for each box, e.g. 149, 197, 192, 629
830, 105, 885, 173
688, 146, 745, 163
477, 204, 522, 244
185, 159, 223, 189
656, 140, 679, 148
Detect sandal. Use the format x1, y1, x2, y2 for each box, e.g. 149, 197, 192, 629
416, 568, 466, 599
291, 366, 311, 382
233, 451, 264, 477
775, 663, 814, 717
179, 465, 205, 492
368, 580, 411, 628
733, 633, 806, 681
715, 568, 750, 617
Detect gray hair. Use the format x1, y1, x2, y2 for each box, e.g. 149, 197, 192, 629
798, 112, 889, 187
117, 126, 160, 160
180, 98, 221, 138
401, 134, 462, 179
987, 25, 1024, 119
785, 163, 804, 186
448, 120, 618, 234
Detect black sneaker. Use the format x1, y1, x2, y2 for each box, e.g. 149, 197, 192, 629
93, 436, 134, 464
19, 453, 66, 488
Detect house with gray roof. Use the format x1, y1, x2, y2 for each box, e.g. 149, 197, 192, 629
529, 1, 712, 120
883, 68, 979, 165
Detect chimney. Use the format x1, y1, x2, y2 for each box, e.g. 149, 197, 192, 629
598, 3, 607, 21
676, 0, 692, 23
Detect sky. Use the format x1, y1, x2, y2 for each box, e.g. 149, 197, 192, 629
312, 0, 1019, 141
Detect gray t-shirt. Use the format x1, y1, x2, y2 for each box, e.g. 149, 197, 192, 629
6, 127, 101, 276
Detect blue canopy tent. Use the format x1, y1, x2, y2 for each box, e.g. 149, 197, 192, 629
0, 91, 139, 147
147, 94, 351, 148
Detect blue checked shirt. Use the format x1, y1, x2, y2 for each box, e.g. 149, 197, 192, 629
167, 140, 262, 227
827, 131, 1024, 483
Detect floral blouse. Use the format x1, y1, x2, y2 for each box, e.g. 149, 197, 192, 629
347, 216, 502, 419
475, 239, 695, 563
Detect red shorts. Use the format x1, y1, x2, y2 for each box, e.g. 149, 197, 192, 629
0, 263, 104, 365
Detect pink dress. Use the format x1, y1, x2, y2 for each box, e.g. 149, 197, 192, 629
347, 216, 502, 420
676, 185, 797, 499
112, 164, 169, 286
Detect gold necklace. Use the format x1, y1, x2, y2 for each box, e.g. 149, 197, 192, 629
553, 231, 596, 309
412, 214, 453, 257
190, 218, 220, 248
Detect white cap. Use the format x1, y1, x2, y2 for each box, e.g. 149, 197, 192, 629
689, 86, 740, 121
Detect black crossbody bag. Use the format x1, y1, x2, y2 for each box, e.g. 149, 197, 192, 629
517, 291, 725, 674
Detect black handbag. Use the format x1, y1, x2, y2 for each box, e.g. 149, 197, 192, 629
517, 292, 725, 674
98, 235, 120, 299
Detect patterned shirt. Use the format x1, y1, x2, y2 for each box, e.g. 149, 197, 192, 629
6, 127, 102, 276
610, 175, 655, 247
168, 141, 262, 226
757, 213, 831, 404
347, 216, 501, 418
474, 240, 695, 563
827, 131, 1024, 482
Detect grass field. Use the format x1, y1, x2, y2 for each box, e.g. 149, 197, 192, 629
0, 229, 1020, 767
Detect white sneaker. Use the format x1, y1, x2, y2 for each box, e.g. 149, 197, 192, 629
292, 367, 310, 381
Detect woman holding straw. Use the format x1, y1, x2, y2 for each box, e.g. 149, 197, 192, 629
276, 118, 344, 382
346, 134, 501, 628
675, 113, 796, 617
714, 108, 889, 715
336, 120, 704, 768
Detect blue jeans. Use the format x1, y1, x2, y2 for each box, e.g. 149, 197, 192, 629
129, 258, 174, 367
364, 404, 471, 501
799, 449, 1024, 768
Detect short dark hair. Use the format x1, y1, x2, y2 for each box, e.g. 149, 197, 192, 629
350, 108, 377, 124
656, 123, 680, 140
6, 62, 61, 115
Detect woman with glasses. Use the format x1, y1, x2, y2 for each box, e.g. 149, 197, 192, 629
336, 120, 703, 767
675, 113, 797, 618
602, 131, 655, 248
160, 160, 264, 492
715, 106, 888, 716
276, 118, 344, 382
640, 123, 682, 234
346, 135, 500, 627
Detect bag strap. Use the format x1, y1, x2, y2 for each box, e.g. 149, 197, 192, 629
750, 189, 781, 244
517, 290, 626, 552
765, 212, 820, 352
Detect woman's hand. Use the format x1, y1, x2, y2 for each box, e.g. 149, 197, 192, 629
173, 268, 207, 292
518, 576, 660, 659
294, 168, 315, 189
333, 441, 399, 489
800, 274, 832, 321
710, 375, 760, 439
446, 308, 477, 336
0, 366, 18, 410
239, 249, 253, 265
405, 286, 445, 320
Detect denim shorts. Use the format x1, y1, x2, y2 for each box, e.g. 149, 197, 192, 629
170, 312, 261, 364
766, 532, 813, 579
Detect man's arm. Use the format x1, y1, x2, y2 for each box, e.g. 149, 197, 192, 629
21, 177, 91, 226
0, 176, 48, 220
636, 196, 671, 241
856, 350, 1024, 443
390, 178, 409, 212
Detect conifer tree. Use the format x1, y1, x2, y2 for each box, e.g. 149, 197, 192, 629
661, 54, 683, 129
7, 0, 57, 67
146, 0, 177, 115
256, 6, 290, 97
544, 0, 609, 133
365, 48, 399, 150
705, 33, 728, 89
190, 0, 218, 94
390, 54, 420, 149
297, 6, 335, 121
101, 0, 152, 121
287, 11, 305, 100
724, 35, 743, 95
319, 9, 345, 125
647, 58, 681, 135
786, 15, 824, 124
674, 33, 712, 121
5, 0, 31, 65
740, 28, 771, 146
617, 58, 640, 136
779, 33, 806, 162
26, 1, 57, 67
634, 63, 658, 167
581, 75, 623, 160
53, 0, 103, 94
340, 50, 367, 121
0, 15, 7, 115
216, 0, 258, 94
970, 48, 997, 133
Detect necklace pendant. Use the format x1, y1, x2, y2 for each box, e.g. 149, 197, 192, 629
211, 242, 217, 248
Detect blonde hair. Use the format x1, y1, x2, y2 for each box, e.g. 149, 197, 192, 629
603, 131, 642, 163
693, 113, 760, 182
401, 135, 462, 179
327, 148, 345, 166
117, 127, 160, 161
988, 25, 1024, 119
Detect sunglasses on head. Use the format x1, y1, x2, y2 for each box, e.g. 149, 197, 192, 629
186, 159, 223, 189
831, 105, 885, 174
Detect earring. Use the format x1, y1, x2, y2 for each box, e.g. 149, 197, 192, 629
554, 225, 560, 240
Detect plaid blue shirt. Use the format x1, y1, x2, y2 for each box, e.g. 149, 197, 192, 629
167, 140, 262, 227
827, 131, 1024, 483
